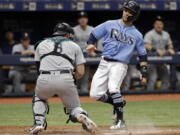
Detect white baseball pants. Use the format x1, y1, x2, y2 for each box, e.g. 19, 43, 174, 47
90, 59, 128, 100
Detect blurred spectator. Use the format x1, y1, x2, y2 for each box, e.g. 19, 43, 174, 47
1, 31, 17, 54
73, 11, 94, 93
8, 32, 36, 93
122, 65, 138, 91
74, 11, 94, 52
0, 49, 5, 94
144, 16, 175, 91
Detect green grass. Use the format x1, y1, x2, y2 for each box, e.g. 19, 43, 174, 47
0, 101, 180, 126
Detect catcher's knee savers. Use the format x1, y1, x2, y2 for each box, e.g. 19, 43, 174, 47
32, 95, 49, 129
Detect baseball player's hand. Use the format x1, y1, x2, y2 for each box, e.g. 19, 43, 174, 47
86, 44, 97, 56
145, 44, 153, 51
21, 51, 35, 55
156, 49, 164, 56
141, 77, 147, 85
140, 75, 147, 85
168, 49, 175, 55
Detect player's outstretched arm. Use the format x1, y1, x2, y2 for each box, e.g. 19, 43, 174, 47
86, 33, 98, 56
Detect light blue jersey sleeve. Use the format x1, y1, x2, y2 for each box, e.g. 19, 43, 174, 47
92, 21, 108, 40
135, 34, 147, 56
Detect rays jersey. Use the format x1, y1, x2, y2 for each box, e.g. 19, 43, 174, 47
91, 19, 147, 63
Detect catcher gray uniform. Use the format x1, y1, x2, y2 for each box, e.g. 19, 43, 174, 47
30, 35, 97, 134
34, 37, 85, 111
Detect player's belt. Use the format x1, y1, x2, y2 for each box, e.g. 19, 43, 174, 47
103, 57, 119, 62
41, 70, 71, 74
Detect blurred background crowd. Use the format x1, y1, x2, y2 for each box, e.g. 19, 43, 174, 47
0, 0, 180, 96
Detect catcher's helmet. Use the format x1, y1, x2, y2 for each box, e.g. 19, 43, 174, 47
53, 22, 74, 36
123, 0, 140, 21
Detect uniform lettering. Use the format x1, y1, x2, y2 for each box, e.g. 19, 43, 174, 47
111, 28, 135, 45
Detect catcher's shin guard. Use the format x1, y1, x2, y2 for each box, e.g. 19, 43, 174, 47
32, 95, 49, 130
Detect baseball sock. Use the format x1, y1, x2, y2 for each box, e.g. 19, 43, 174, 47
110, 93, 124, 121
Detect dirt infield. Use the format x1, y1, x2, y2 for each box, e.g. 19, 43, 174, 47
1, 93, 180, 104
0, 94, 180, 135
0, 126, 180, 135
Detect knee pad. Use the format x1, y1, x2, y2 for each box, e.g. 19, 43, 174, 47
33, 95, 49, 114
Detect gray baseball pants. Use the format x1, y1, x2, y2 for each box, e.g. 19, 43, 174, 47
33, 71, 86, 126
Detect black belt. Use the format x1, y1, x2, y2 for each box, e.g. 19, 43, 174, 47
41, 70, 71, 74
103, 57, 119, 62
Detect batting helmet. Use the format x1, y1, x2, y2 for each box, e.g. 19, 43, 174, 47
123, 0, 140, 21
53, 22, 74, 36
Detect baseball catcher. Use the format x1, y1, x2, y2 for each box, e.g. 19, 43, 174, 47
29, 22, 97, 134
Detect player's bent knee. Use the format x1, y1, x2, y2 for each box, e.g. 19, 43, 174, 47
109, 89, 121, 94
90, 91, 101, 100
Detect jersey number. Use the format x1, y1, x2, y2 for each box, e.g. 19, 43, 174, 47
55, 43, 63, 53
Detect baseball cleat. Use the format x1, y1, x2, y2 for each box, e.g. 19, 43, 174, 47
77, 114, 98, 133
29, 124, 44, 134
110, 120, 127, 130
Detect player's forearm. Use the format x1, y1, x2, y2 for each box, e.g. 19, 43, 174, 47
167, 44, 174, 49
87, 33, 98, 45
139, 61, 148, 78
75, 64, 85, 79
139, 54, 148, 78
139, 54, 147, 63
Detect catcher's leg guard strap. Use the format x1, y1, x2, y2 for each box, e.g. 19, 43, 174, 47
32, 95, 49, 129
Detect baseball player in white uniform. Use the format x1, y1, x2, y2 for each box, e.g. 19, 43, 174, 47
29, 23, 97, 134
86, 0, 148, 130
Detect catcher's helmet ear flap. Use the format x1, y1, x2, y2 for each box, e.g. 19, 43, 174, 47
123, 0, 140, 21
53, 22, 74, 36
